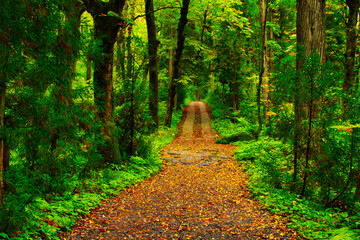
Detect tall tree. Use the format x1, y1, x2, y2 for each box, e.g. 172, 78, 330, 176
343, 0, 360, 201
294, 0, 326, 194
82, 0, 126, 164
164, 0, 191, 127
342, 0, 359, 117
0, 82, 5, 200
146, 0, 160, 129
126, 2, 135, 155
0, 23, 11, 199
256, 0, 268, 135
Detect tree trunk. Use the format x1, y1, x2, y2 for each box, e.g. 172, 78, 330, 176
232, 41, 239, 112
168, 26, 175, 79
278, 6, 286, 65
343, 0, 359, 117
232, 71, 239, 112
126, 24, 135, 155
256, 0, 268, 135
166, 27, 175, 123
93, 21, 119, 163
301, 75, 314, 196
296, 0, 326, 64
0, 82, 5, 201
261, 3, 269, 123
268, 8, 274, 73
267, 7, 274, 123
146, 0, 160, 130
294, 0, 326, 194
164, 0, 191, 127
351, 128, 360, 200
83, 0, 126, 164
174, 87, 178, 110
169, 49, 175, 78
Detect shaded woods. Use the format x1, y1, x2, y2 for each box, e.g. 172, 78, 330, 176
0, 0, 360, 239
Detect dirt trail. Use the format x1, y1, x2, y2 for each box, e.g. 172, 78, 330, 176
64, 101, 298, 239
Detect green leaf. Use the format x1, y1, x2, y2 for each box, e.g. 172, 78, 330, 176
0, 233, 10, 240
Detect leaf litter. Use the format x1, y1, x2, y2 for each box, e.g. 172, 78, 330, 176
61, 101, 299, 239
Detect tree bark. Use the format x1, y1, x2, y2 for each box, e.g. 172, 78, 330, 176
256, 0, 268, 135
0, 82, 5, 201
342, 0, 359, 200
169, 48, 175, 78
146, 0, 160, 130
296, 0, 326, 65
343, 0, 359, 117
232, 72, 239, 112
261, 2, 269, 123
84, 0, 126, 163
268, 8, 274, 73
164, 0, 191, 127
232, 41, 239, 112
126, 24, 135, 155
278, 6, 286, 65
294, 0, 326, 194
267, 7, 274, 122
301, 75, 314, 196
94, 20, 118, 163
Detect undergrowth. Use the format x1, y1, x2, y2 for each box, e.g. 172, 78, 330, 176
207, 100, 360, 239
0, 125, 178, 240
234, 137, 360, 240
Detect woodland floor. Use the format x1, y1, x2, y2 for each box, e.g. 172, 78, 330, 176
62, 101, 299, 239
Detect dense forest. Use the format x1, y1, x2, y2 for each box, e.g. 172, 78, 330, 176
0, 0, 360, 239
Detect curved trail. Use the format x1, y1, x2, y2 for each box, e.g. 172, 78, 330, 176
64, 101, 298, 239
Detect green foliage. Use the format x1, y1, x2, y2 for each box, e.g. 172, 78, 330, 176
235, 137, 360, 240
0, 233, 10, 240
216, 130, 257, 144
0, 126, 177, 239
215, 117, 258, 143
235, 137, 292, 189
205, 83, 231, 119
267, 102, 294, 140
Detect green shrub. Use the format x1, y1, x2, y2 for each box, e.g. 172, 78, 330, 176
235, 137, 360, 240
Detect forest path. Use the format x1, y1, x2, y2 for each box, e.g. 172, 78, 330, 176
64, 101, 298, 239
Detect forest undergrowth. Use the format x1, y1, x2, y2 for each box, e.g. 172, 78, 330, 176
207, 96, 360, 240
0, 111, 182, 240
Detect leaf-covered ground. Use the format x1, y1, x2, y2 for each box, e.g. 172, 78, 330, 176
61, 101, 299, 239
